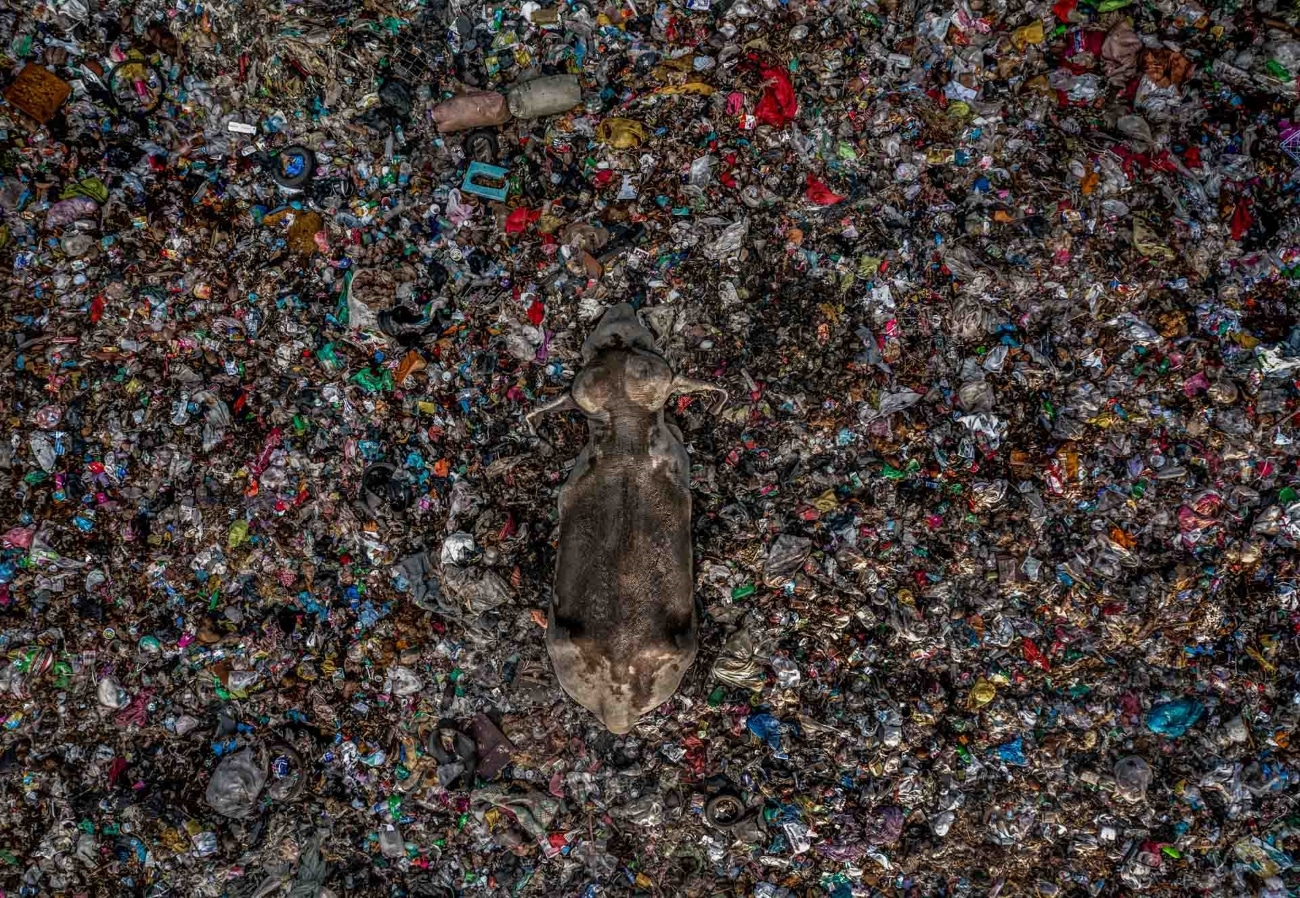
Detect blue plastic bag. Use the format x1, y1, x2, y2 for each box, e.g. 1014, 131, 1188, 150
747, 713, 784, 753
995, 737, 1028, 766
1145, 697, 1205, 737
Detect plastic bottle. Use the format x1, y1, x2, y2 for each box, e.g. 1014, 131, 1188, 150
378, 824, 405, 859
1114, 756, 1152, 802
507, 75, 581, 119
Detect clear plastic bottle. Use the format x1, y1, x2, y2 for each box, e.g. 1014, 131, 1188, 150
1114, 755, 1152, 802
378, 824, 406, 859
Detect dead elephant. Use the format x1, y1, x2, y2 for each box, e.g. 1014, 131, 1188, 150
529, 303, 726, 733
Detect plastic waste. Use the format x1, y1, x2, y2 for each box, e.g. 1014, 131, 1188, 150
1114, 756, 1153, 802
1146, 698, 1206, 738
205, 748, 268, 819
3, 0, 1299, 893
507, 75, 581, 119
764, 535, 811, 582
712, 629, 765, 690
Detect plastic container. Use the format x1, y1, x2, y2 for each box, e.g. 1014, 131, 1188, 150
1114, 756, 1153, 802
507, 75, 581, 119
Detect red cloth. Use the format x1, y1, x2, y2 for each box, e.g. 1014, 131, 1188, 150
1052, 0, 1077, 21
505, 207, 541, 234
805, 173, 844, 205
755, 65, 797, 129
1229, 199, 1252, 241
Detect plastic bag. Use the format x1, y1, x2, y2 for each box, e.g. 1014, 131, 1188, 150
713, 629, 766, 690
205, 748, 268, 818
1146, 697, 1205, 737
747, 713, 785, 753
595, 118, 648, 149
765, 534, 811, 581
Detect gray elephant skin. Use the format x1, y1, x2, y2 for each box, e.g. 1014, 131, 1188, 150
529, 303, 726, 733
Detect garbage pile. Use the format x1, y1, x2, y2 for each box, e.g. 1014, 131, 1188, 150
2, 0, 1300, 894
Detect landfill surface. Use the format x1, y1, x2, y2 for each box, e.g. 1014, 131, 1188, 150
3, 0, 1300, 895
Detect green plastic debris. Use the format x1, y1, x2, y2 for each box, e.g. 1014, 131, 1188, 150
227, 519, 249, 549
